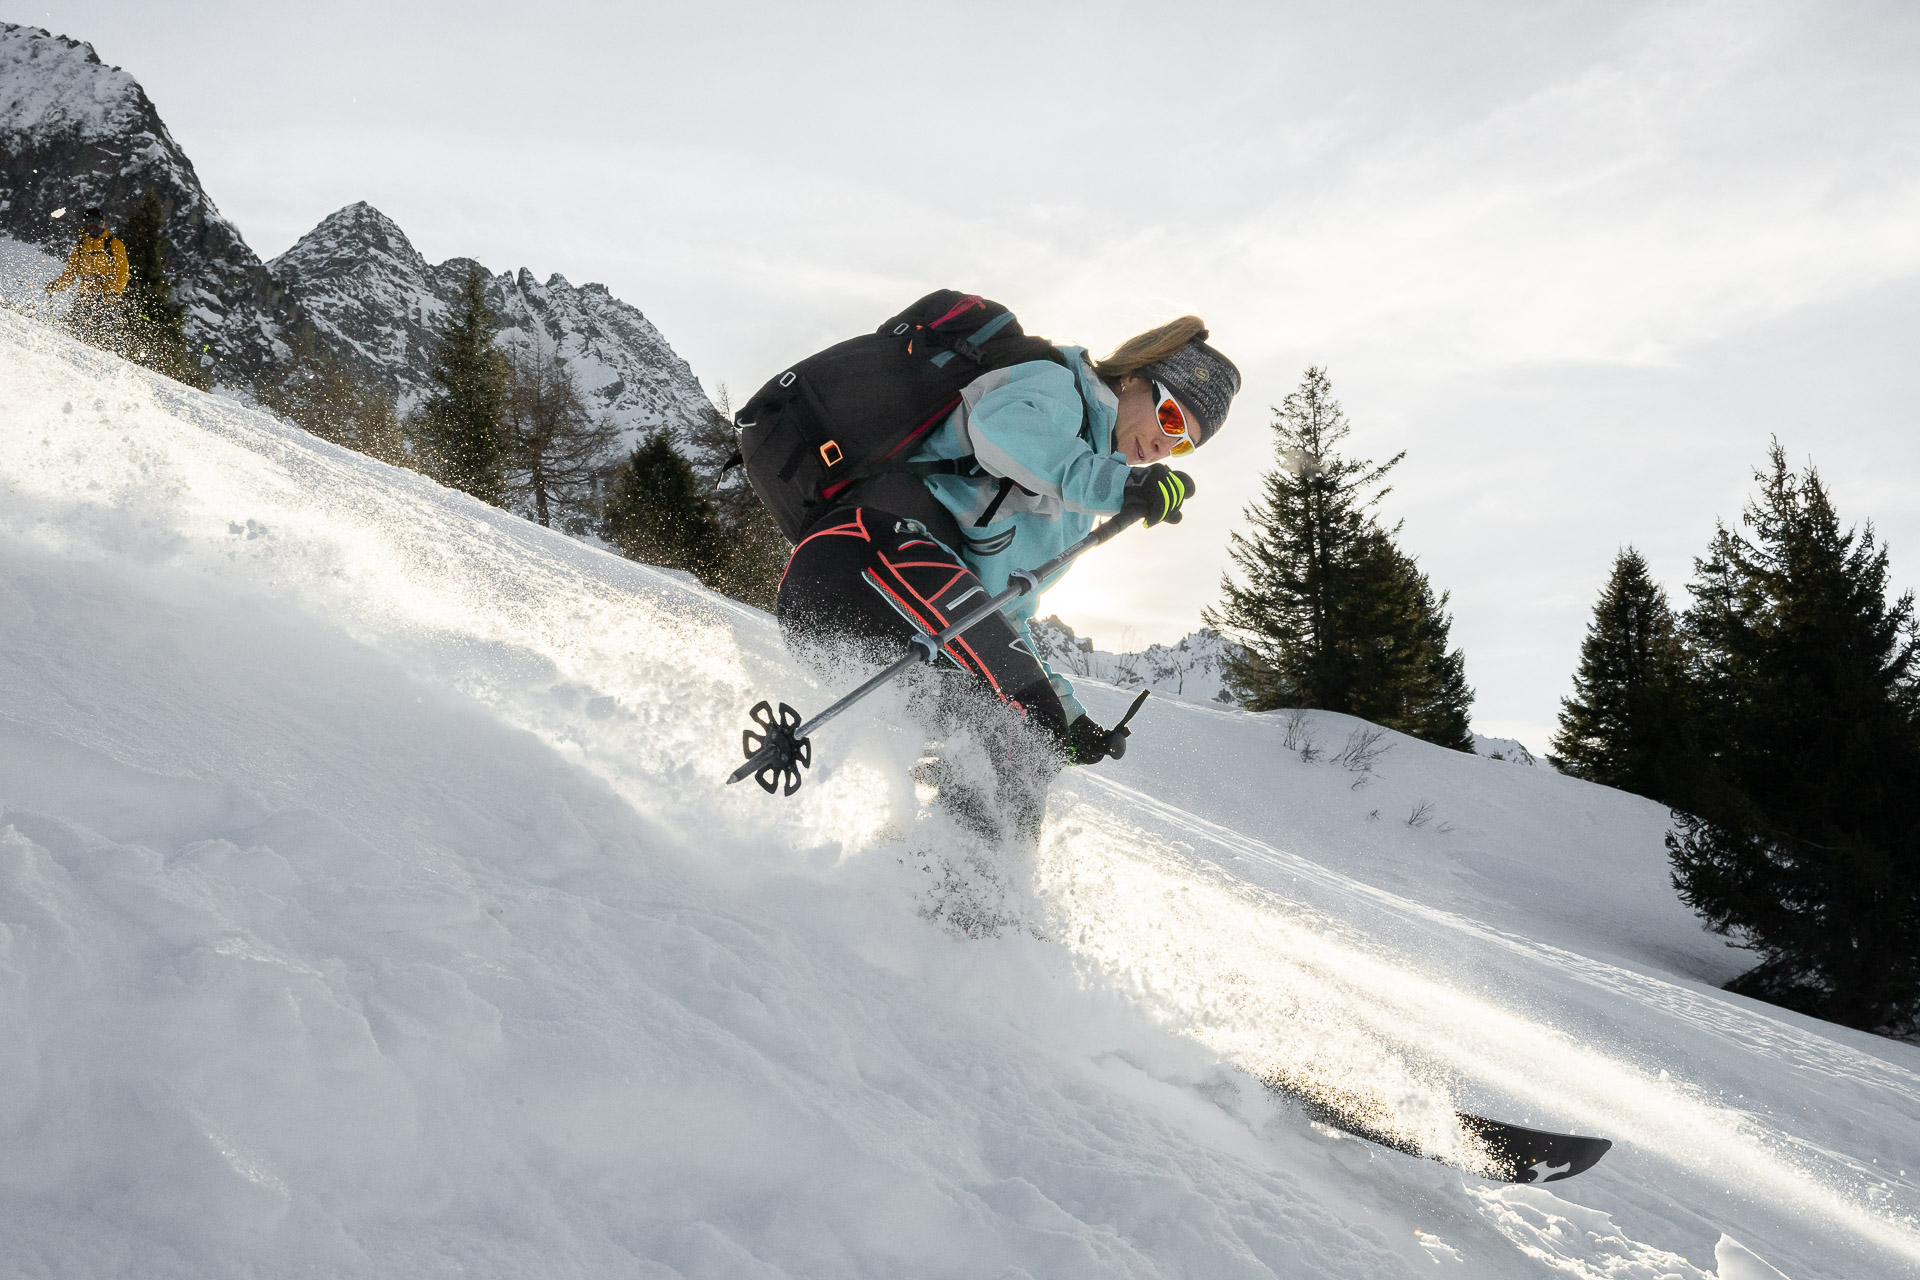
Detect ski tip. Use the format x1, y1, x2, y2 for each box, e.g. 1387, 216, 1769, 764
1458, 1114, 1612, 1183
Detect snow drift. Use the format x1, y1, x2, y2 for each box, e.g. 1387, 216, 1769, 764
0, 309, 1915, 1278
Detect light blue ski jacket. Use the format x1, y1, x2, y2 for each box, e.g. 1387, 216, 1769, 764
907, 344, 1131, 721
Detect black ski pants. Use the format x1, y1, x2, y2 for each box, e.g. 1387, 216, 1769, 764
774, 506, 1069, 746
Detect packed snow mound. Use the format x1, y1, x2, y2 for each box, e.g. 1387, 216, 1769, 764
269, 202, 715, 442
1, 310, 1917, 1278
1473, 733, 1543, 766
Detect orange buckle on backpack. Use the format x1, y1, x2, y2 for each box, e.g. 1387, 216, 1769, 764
820, 440, 843, 467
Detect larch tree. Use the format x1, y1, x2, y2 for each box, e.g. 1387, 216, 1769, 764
502, 335, 620, 531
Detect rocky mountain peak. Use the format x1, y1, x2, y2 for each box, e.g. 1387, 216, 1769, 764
276, 201, 424, 278
6, 23, 714, 454
270, 202, 715, 444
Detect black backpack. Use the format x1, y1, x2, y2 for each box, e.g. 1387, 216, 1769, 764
734, 290, 1070, 545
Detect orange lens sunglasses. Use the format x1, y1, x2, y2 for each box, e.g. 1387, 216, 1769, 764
1153, 381, 1196, 456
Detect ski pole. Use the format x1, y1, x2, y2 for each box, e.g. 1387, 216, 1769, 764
728, 510, 1143, 795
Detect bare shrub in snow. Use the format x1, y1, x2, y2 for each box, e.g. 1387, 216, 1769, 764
1333, 726, 1390, 773
1282, 708, 1320, 761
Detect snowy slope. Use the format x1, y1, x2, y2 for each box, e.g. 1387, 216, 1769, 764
268, 202, 716, 443
1, 309, 1917, 1279
0, 23, 302, 377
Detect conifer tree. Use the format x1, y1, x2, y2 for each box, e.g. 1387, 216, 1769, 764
1206, 367, 1474, 749
117, 190, 207, 387
1668, 442, 1920, 1031
683, 384, 788, 610
257, 346, 411, 469
1550, 547, 1688, 800
1351, 532, 1476, 749
603, 429, 729, 584
502, 335, 620, 531
413, 264, 509, 504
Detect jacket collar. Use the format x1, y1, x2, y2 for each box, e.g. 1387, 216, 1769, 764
1056, 345, 1117, 454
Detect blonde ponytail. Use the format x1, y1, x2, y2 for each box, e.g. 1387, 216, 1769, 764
1093, 316, 1209, 383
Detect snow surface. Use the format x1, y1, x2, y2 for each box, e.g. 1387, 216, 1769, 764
1472, 734, 1543, 766
0, 232, 66, 320
1, 308, 1917, 1278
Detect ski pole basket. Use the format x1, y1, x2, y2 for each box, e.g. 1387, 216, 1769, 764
740, 700, 811, 796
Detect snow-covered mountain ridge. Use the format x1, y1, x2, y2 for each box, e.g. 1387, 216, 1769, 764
1029, 616, 1548, 764
1030, 614, 1243, 707
1, 24, 713, 442
2, 309, 1917, 1276
268, 201, 714, 442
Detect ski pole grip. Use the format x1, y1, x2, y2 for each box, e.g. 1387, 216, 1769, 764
1094, 510, 1144, 545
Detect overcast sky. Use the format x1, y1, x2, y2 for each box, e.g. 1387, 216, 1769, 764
25, 0, 1920, 747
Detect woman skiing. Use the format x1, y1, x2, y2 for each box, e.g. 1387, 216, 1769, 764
767, 307, 1240, 840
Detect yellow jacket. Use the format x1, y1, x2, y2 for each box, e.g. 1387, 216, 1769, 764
48, 231, 130, 297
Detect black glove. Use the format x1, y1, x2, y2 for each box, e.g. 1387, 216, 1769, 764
1064, 715, 1126, 766
1063, 689, 1150, 765
1119, 464, 1195, 527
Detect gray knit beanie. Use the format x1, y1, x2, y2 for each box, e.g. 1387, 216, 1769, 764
1141, 333, 1240, 446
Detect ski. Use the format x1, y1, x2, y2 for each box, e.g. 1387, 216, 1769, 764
1274, 1084, 1612, 1183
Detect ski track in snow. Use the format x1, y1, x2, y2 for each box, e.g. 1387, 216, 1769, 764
1045, 772, 1920, 1271
1, 307, 1917, 1278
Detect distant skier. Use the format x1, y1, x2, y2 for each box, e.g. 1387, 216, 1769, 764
46, 205, 131, 352
749, 299, 1240, 842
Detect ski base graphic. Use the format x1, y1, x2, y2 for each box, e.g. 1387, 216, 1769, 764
1275, 1083, 1612, 1183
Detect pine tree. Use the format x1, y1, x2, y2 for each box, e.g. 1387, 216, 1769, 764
412, 264, 509, 504
257, 345, 411, 469
603, 429, 729, 583
1205, 367, 1474, 749
1350, 532, 1476, 750
1667, 441, 1920, 1031
1550, 546, 1689, 800
118, 189, 207, 387
682, 383, 789, 610
502, 335, 620, 531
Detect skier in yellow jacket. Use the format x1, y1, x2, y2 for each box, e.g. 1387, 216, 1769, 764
47, 206, 131, 351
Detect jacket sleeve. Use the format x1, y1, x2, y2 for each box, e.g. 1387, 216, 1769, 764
46, 244, 81, 292
959, 362, 1129, 515
107, 238, 130, 294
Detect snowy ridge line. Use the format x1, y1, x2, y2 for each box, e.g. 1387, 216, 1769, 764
0, 313, 762, 781
1058, 773, 1920, 1264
